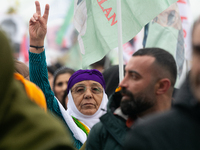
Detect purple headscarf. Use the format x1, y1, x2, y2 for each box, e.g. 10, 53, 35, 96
66, 69, 106, 95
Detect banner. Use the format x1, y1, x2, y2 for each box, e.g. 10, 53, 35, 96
73, 0, 178, 68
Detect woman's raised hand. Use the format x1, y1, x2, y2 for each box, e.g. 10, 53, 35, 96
29, 1, 49, 48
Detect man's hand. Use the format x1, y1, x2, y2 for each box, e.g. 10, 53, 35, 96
29, 1, 49, 51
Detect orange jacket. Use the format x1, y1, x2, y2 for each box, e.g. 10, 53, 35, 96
14, 73, 47, 112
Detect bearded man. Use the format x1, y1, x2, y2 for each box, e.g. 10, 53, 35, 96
84, 47, 177, 150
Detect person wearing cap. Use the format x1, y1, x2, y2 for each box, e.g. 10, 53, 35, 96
28, 1, 108, 149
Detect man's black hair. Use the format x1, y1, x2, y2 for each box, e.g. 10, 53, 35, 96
133, 47, 177, 87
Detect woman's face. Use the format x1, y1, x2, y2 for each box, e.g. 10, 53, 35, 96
54, 73, 72, 103
71, 80, 104, 115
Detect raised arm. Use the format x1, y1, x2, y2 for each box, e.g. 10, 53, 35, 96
28, 1, 60, 114
29, 1, 49, 53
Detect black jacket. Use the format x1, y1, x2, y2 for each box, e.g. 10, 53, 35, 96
86, 92, 130, 150
124, 75, 200, 150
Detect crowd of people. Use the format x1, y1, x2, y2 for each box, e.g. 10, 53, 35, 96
1, 1, 200, 150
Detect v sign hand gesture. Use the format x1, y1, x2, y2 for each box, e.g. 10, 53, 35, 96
29, 1, 49, 53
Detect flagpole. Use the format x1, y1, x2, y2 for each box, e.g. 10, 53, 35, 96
117, 0, 124, 82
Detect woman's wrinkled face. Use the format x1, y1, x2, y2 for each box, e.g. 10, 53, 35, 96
71, 80, 103, 115
54, 73, 71, 103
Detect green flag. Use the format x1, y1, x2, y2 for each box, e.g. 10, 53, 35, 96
56, 0, 74, 45
74, 0, 178, 68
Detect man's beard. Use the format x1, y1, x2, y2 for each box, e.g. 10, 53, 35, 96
120, 87, 155, 118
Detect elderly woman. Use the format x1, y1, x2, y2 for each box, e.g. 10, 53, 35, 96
28, 1, 108, 149
58, 70, 108, 148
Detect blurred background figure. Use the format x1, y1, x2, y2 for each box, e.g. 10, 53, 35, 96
102, 65, 125, 98
14, 59, 47, 111
53, 66, 75, 108
47, 63, 76, 109
90, 56, 111, 73
14, 59, 29, 80
47, 62, 62, 90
